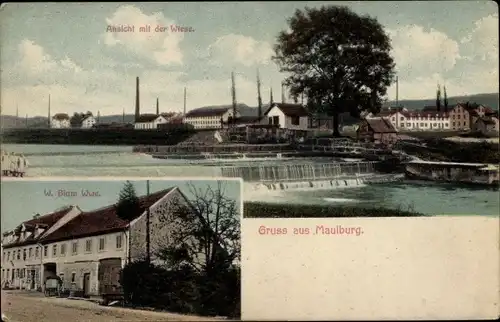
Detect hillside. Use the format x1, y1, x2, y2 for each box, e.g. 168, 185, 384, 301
1, 93, 497, 129
385, 92, 498, 111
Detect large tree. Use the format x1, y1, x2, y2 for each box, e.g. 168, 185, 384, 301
116, 180, 141, 221
273, 5, 396, 136
156, 181, 240, 276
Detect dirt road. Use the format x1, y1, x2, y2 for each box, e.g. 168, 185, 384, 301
1, 290, 223, 322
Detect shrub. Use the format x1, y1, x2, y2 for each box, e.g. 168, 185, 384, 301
243, 202, 424, 218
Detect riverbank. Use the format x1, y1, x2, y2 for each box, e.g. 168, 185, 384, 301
243, 202, 425, 218
400, 138, 500, 164
1, 128, 195, 145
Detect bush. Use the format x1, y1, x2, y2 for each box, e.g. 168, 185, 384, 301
120, 260, 240, 317
243, 202, 424, 218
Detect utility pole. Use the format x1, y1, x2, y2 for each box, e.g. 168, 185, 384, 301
48, 94, 51, 128
395, 76, 399, 107
257, 69, 262, 120
231, 71, 237, 127
146, 180, 151, 264
183, 87, 187, 123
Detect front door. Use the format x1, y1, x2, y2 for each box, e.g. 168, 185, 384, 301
30, 270, 35, 289
83, 273, 90, 297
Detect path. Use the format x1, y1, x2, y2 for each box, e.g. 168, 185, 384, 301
1, 290, 224, 322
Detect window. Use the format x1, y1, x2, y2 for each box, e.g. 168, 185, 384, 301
71, 272, 76, 283
44, 246, 48, 257
52, 245, 57, 257
268, 117, 273, 125
116, 235, 123, 249
290, 116, 300, 126
85, 240, 92, 253
35, 247, 39, 258
72, 242, 78, 255
99, 237, 106, 251
272, 116, 279, 125
23, 249, 26, 261
61, 244, 66, 256
400, 117, 404, 121
452, 122, 455, 126
17, 250, 20, 260
28, 248, 32, 258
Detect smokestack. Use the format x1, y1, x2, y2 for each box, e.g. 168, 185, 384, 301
257, 69, 262, 120
183, 87, 187, 119
270, 87, 274, 105
156, 97, 159, 115
122, 108, 125, 123
97, 110, 100, 124
135, 77, 140, 121
396, 76, 399, 107
25, 114, 28, 128
48, 94, 51, 128
281, 82, 285, 104
231, 72, 237, 126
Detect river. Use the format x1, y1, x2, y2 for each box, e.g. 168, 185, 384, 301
2, 144, 498, 216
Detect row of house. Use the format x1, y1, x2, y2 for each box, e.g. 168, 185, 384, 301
364, 103, 499, 133
0, 187, 204, 298
50, 113, 96, 129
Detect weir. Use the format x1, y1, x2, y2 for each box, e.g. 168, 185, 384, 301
220, 161, 376, 182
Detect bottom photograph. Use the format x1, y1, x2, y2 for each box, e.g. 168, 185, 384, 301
0, 178, 241, 322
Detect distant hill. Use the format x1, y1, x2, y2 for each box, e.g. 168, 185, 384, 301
2, 93, 497, 129
385, 92, 498, 111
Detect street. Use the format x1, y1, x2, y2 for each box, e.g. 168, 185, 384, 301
1, 290, 223, 322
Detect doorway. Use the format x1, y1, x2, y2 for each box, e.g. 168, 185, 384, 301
30, 270, 35, 289
83, 273, 90, 297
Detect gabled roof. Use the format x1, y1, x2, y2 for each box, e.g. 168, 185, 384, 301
52, 113, 70, 121
40, 188, 176, 244
2, 206, 75, 249
360, 118, 397, 133
475, 117, 496, 125
135, 114, 162, 123
264, 103, 309, 117
185, 106, 231, 118
82, 115, 94, 121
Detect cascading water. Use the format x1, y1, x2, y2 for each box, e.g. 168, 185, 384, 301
222, 161, 381, 193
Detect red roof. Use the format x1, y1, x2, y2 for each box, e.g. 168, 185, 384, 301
401, 111, 449, 118
265, 103, 309, 117
40, 188, 176, 243
2, 206, 75, 248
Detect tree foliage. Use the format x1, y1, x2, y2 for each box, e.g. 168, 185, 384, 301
156, 181, 240, 276
273, 5, 396, 136
116, 181, 141, 221
70, 111, 93, 127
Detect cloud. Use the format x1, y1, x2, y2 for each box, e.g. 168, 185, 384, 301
101, 5, 184, 66
17, 40, 57, 75
388, 25, 461, 78
207, 34, 274, 67
461, 13, 498, 66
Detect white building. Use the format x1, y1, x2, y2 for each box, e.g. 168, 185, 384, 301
264, 103, 310, 130
134, 114, 169, 130
184, 106, 241, 130
391, 111, 450, 131
1, 187, 204, 298
81, 115, 97, 129
51, 114, 71, 129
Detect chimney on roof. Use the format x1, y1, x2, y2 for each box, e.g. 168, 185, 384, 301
33, 213, 40, 219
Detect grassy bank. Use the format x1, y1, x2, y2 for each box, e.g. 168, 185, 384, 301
243, 202, 425, 218
401, 139, 500, 164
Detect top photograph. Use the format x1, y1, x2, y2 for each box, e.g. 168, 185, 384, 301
1, 1, 498, 218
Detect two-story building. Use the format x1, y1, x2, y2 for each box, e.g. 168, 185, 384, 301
134, 114, 169, 130
1, 187, 204, 299
448, 103, 471, 131
184, 106, 241, 130
51, 114, 71, 129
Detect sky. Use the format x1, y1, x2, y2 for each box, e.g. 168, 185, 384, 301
0, 179, 241, 232
0, 1, 498, 117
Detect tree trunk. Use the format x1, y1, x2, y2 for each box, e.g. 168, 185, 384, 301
332, 113, 341, 137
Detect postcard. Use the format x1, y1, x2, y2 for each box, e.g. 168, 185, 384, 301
1, 1, 499, 321
0, 178, 241, 321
